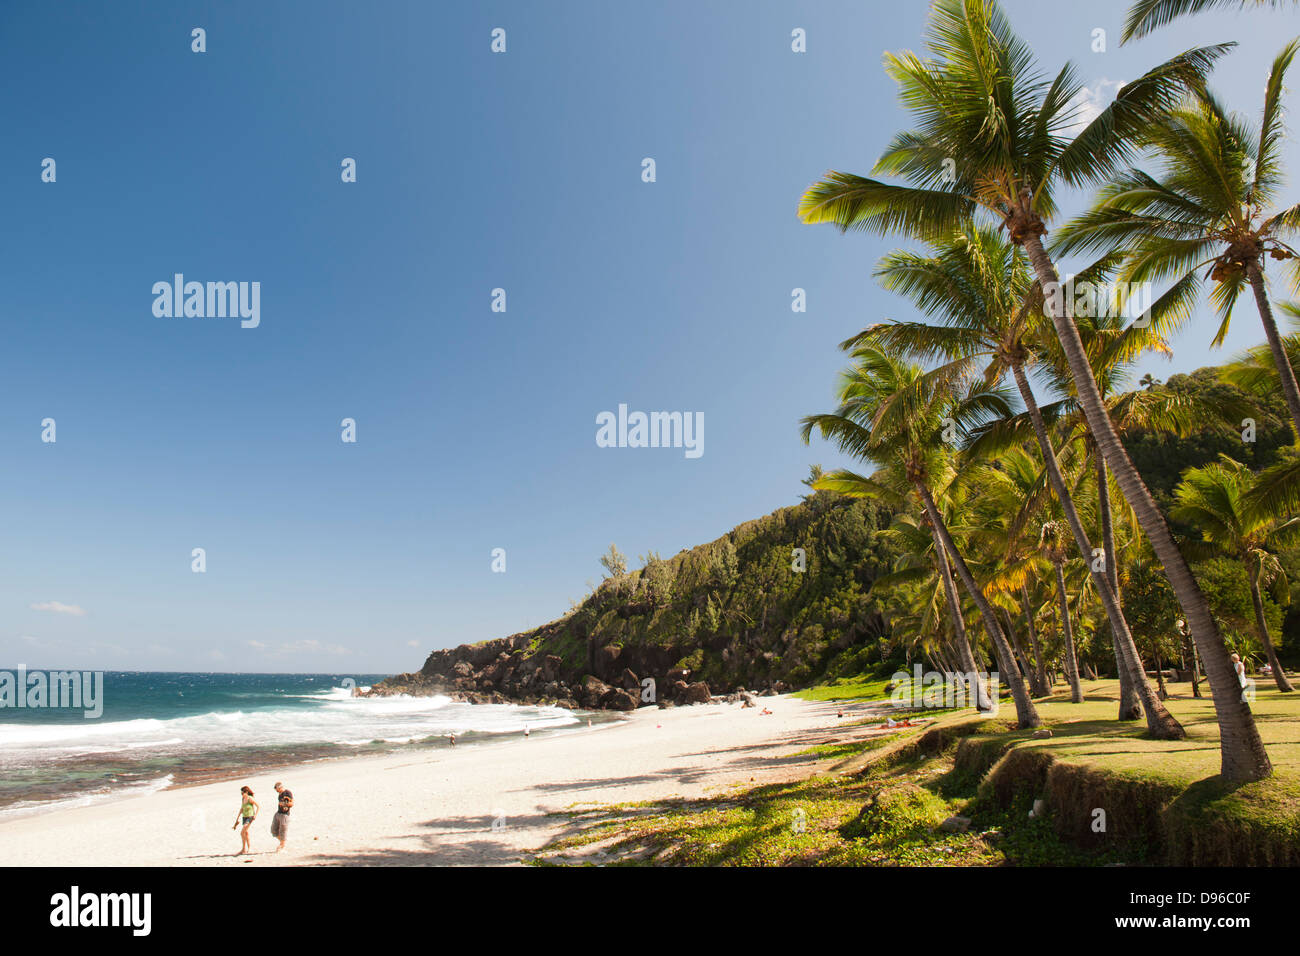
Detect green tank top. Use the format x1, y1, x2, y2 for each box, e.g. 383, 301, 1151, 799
242, 800, 255, 817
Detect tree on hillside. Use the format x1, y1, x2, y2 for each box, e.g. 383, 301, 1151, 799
599, 543, 628, 578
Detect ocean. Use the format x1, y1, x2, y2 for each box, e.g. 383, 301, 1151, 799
0, 671, 597, 820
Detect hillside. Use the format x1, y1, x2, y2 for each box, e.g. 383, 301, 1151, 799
370, 491, 901, 709
371, 363, 1300, 709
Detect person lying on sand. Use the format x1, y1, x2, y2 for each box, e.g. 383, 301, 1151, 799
233, 786, 258, 855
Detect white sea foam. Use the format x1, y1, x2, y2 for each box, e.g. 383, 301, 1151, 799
0, 691, 579, 761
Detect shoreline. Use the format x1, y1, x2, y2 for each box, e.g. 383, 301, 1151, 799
0, 694, 891, 866
0, 710, 627, 825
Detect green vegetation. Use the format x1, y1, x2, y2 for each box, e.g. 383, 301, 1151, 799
529, 681, 1300, 866
794, 0, 1300, 783
518, 491, 906, 692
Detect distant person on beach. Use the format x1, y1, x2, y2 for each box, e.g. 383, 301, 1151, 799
270, 781, 293, 851
233, 786, 258, 854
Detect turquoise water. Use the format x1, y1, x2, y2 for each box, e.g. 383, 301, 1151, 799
0, 671, 591, 818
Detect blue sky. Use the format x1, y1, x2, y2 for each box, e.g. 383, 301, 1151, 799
0, 0, 1296, 672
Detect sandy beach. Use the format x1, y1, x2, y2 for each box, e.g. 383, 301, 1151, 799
0, 695, 893, 866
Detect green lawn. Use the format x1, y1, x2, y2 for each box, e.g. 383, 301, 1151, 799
792, 672, 903, 702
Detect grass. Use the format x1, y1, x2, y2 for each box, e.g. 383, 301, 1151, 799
793, 672, 904, 702
528, 677, 1300, 866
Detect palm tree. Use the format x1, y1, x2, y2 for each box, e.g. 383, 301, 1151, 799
964, 446, 1057, 697
1040, 519, 1084, 702
1221, 300, 1300, 398
1123, 0, 1299, 44
874, 513, 979, 685
800, 0, 1267, 779
1055, 41, 1300, 440
864, 227, 1185, 734
1172, 455, 1299, 691
801, 344, 1041, 727
845, 466, 993, 700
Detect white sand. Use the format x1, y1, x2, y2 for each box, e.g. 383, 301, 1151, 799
0, 695, 895, 866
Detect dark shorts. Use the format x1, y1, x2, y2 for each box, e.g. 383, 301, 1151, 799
241, 816, 253, 826
271, 812, 289, 839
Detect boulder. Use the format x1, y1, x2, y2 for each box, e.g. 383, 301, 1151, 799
683, 682, 711, 704
600, 688, 639, 711
579, 676, 613, 709
939, 815, 971, 834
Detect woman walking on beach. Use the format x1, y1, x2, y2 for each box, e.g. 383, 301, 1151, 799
233, 786, 258, 855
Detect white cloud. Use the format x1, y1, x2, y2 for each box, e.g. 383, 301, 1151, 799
407, 640, 419, 647
1063, 78, 1124, 137
30, 601, 87, 617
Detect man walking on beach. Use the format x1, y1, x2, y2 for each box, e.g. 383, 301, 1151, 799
271, 781, 293, 851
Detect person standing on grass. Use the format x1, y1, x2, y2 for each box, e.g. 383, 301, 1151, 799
1232, 654, 1248, 688
233, 786, 258, 855
270, 781, 293, 851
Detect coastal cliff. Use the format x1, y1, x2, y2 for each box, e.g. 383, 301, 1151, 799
368, 490, 899, 709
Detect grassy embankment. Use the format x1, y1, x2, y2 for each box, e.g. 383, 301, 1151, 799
528, 678, 1300, 866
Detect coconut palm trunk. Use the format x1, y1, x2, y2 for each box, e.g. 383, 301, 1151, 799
1020, 582, 1052, 694
926, 521, 995, 710
916, 482, 1040, 727
1053, 559, 1084, 702
1004, 608, 1038, 692
1247, 260, 1300, 440
1010, 362, 1184, 736
1247, 563, 1295, 692
1095, 453, 1142, 719
1022, 228, 1271, 781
